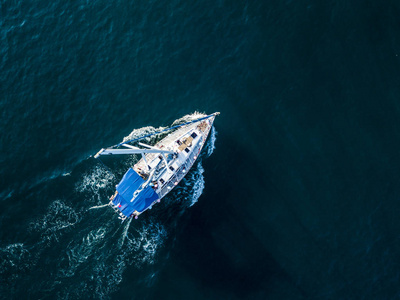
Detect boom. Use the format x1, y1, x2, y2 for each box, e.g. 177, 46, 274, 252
94, 112, 219, 160
94, 147, 174, 158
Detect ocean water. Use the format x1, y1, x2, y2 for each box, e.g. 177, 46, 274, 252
2, 0, 400, 299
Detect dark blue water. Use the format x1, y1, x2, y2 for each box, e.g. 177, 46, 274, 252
2, 0, 400, 298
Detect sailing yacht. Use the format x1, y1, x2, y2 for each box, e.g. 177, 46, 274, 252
94, 112, 219, 220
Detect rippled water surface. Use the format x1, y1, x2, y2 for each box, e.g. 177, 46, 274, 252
2, 0, 400, 299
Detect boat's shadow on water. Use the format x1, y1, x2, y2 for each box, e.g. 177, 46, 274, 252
148, 134, 308, 299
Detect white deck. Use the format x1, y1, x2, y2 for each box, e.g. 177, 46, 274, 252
102, 113, 218, 219
133, 116, 214, 203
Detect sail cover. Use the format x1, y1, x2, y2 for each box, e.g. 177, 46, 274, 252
112, 168, 159, 216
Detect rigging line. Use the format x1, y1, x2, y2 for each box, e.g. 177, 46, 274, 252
113, 113, 216, 148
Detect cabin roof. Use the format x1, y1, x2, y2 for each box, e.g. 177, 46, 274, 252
112, 168, 159, 216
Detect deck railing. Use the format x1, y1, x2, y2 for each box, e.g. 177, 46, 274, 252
159, 139, 202, 198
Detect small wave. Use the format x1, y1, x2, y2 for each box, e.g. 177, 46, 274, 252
0, 189, 14, 201
75, 165, 115, 204
76, 165, 114, 193
123, 125, 168, 144
85, 227, 107, 246
188, 162, 205, 207
171, 111, 207, 126
0, 243, 31, 274
29, 200, 80, 243
178, 161, 205, 208
58, 227, 107, 278
56, 220, 167, 298
206, 126, 217, 157
0, 243, 33, 296
129, 221, 167, 267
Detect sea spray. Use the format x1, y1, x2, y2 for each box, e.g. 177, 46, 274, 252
129, 221, 168, 267
189, 162, 205, 207
29, 200, 81, 243
123, 125, 168, 144
75, 165, 115, 204
206, 126, 217, 157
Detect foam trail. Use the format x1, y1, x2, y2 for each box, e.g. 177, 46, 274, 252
29, 200, 81, 243
189, 162, 205, 207
171, 111, 207, 126
206, 126, 217, 157
88, 203, 109, 210
119, 217, 133, 247
131, 222, 168, 267
123, 125, 168, 144
75, 165, 115, 205
0, 112, 219, 299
